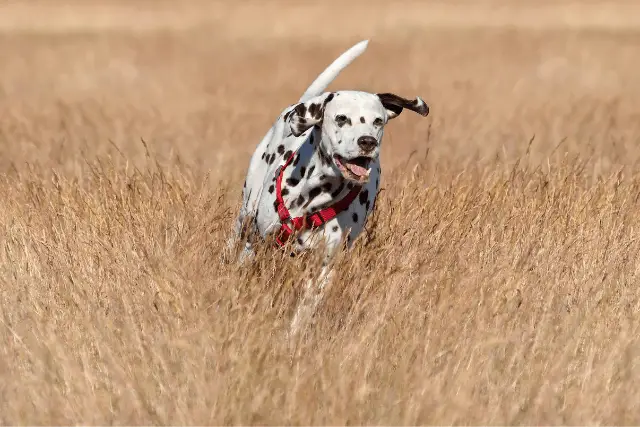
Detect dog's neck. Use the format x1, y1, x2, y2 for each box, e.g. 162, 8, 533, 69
281, 127, 354, 216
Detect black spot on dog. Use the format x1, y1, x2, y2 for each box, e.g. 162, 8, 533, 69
331, 183, 345, 198
359, 189, 369, 205
332, 226, 339, 232
296, 195, 305, 207
268, 153, 276, 165
300, 166, 306, 177
338, 140, 342, 144
360, 116, 365, 123
309, 134, 315, 145
277, 145, 285, 155
307, 165, 315, 179
284, 150, 293, 160
366, 201, 371, 211
286, 177, 299, 187
293, 154, 300, 167
263, 153, 269, 164
273, 200, 279, 211
308, 186, 322, 201
294, 103, 307, 117
324, 92, 335, 105
308, 103, 322, 119
268, 184, 274, 194
304, 187, 321, 208
347, 182, 354, 190
261, 152, 265, 160
297, 237, 304, 245
282, 188, 289, 196
322, 182, 333, 192
319, 151, 332, 165
352, 212, 359, 223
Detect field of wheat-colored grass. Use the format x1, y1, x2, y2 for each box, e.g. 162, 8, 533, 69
1, 1, 640, 424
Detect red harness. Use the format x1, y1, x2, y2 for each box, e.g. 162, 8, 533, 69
274, 151, 360, 247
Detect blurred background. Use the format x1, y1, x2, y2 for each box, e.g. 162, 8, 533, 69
2, 1, 640, 424
2, 0, 639, 179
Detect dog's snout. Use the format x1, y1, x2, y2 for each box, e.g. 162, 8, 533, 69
357, 136, 377, 152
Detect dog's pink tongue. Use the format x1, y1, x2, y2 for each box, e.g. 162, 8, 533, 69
346, 163, 368, 177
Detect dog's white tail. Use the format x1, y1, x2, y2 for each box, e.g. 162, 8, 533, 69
252, 40, 370, 164
298, 40, 369, 103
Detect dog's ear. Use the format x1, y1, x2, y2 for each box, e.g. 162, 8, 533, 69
286, 92, 335, 137
377, 93, 429, 120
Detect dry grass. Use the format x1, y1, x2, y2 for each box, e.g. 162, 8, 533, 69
2, 1, 640, 424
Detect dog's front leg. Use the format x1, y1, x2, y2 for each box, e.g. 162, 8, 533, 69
289, 259, 335, 337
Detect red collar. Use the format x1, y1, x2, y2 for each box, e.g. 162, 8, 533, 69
274, 150, 361, 247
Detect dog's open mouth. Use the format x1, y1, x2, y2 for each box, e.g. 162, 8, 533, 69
333, 155, 372, 183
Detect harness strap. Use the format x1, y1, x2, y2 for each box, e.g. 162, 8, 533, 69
274, 150, 361, 247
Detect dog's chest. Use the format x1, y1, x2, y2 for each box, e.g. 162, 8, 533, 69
244, 115, 382, 250
253, 159, 381, 251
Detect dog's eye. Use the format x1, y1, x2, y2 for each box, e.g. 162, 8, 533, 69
373, 117, 384, 127
335, 114, 349, 127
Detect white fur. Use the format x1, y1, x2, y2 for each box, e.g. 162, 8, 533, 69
299, 40, 369, 103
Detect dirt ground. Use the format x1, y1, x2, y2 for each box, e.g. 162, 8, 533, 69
1, 0, 640, 424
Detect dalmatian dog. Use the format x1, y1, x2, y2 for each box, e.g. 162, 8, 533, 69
230, 40, 430, 334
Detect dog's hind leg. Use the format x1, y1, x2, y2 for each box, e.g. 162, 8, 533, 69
237, 241, 256, 265
223, 210, 257, 265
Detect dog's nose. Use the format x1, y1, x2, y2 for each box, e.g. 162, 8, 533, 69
357, 136, 377, 152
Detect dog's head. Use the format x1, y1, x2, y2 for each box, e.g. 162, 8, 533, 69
288, 90, 429, 183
